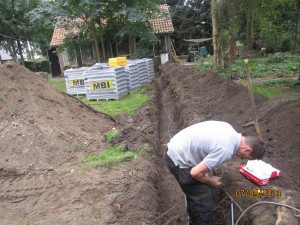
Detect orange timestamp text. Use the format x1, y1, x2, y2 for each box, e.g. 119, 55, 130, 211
235, 189, 281, 198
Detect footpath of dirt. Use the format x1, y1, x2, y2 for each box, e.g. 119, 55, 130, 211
159, 62, 300, 224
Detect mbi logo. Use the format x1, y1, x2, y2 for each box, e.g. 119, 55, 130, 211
70, 79, 85, 87
90, 80, 113, 90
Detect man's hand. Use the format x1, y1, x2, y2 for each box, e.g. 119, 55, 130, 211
190, 162, 222, 187
206, 176, 222, 188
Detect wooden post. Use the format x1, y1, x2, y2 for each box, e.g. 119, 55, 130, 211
245, 59, 262, 139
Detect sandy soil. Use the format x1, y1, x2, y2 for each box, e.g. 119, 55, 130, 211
0, 62, 299, 225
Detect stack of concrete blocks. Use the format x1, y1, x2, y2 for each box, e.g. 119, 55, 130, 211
125, 62, 140, 92
131, 59, 149, 86
64, 67, 88, 95
143, 58, 155, 81
83, 66, 128, 100
88, 63, 109, 70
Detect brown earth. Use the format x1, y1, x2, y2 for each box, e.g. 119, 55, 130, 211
0, 62, 299, 225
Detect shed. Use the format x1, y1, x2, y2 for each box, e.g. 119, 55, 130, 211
49, 4, 174, 76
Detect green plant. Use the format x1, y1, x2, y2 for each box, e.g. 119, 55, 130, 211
266, 52, 294, 64
217, 52, 300, 80
25, 59, 50, 72
105, 129, 119, 142
138, 143, 149, 154
83, 144, 138, 167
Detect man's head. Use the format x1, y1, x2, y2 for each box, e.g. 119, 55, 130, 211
237, 136, 265, 160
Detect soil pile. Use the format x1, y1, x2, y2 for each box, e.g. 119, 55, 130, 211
159, 62, 300, 224
0, 61, 299, 225
0, 62, 160, 225
0, 62, 114, 172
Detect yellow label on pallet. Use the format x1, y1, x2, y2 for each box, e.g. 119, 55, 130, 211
90, 80, 113, 90
70, 79, 85, 87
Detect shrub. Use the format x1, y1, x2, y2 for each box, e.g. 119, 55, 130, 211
25, 60, 50, 72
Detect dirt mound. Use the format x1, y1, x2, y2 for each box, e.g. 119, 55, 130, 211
0, 63, 160, 224
160, 62, 267, 129
0, 62, 114, 172
159, 62, 300, 224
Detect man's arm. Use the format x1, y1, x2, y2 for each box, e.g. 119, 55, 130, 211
190, 161, 222, 187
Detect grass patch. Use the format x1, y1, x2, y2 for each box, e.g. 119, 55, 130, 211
82, 143, 149, 168
105, 129, 119, 142
252, 78, 300, 99
47, 77, 66, 92
199, 52, 300, 99
83, 144, 138, 167
139, 143, 150, 154
77, 85, 150, 116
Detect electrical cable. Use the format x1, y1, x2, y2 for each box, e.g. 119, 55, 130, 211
234, 201, 300, 225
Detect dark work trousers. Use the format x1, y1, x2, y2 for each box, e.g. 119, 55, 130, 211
165, 154, 213, 225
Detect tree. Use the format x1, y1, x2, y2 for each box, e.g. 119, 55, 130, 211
0, 0, 52, 64
115, 1, 160, 58
164, 0, 212, 55
31, 0, 161, 61
211, 0, 219, 70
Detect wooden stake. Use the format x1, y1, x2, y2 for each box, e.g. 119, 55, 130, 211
244, 59, 262, 139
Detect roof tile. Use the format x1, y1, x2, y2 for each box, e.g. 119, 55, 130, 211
50, 4, 174, 46
149, 4, 174, 34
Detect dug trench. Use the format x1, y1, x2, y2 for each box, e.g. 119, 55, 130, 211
0, 62, 299, 224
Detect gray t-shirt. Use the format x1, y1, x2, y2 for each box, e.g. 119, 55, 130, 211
167, 121, 241, 170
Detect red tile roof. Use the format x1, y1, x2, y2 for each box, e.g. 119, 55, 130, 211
50, 4, 174, 46
149, 4, 174, 34
50, 18, 83, 46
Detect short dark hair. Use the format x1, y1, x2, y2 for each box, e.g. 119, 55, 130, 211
245, 136, 265, 159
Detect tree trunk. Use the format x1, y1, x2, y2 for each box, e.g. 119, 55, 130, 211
91, 20, 101, 62
17, 39, 25, 66
129, 36, 134, 59
246, 0, 254, 51
100, 33, 106, 60
7, 38, 17, 62
24, 41, 33, 60
211, 0, 221, 71
110, 41, 113, 58
294, 0, 300, 53
229, 36, 236, 64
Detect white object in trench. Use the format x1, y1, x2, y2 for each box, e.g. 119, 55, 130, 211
245, 160, 281, 179
160, 53, 169, 65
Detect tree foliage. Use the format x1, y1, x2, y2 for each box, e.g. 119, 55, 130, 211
223, 0, 299, 52
164, 0, 212, 54
0, 0, 54, 63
